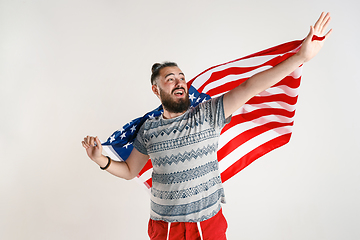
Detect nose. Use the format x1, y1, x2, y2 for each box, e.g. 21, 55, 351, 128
176, 79, 187, 90
174, 78, 181, 85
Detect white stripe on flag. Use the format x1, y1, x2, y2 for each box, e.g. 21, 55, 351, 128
202, 66, 272, 94
259, 85, 299, 97
102, 144, 123, 162
239, 101, 297, 113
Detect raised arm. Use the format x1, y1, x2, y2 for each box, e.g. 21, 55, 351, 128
82, 136, 149, 180
223, 12, 332, 118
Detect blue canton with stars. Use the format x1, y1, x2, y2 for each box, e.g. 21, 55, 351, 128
102, 85, 211, 161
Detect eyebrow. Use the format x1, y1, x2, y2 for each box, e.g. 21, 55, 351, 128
165, 72, 185, 79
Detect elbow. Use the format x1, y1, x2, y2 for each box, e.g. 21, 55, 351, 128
111, 170, 136, 180
123, 172, 137, 181
123, 176, 134, 181
119, 161, 138, 180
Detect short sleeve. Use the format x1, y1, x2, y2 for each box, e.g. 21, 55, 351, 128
133, 124, 148, 155
205, 95, 231, 130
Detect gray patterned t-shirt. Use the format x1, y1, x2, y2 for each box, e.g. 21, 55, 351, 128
133, 95, 230, 222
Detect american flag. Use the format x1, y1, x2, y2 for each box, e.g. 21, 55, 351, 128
102, 39, 303, 190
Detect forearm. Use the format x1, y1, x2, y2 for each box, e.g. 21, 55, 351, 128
245, 53, 305, 95
93, 155, 135, 180
223, 52, 305, 117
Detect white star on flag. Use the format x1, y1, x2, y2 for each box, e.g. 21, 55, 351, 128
109, 135, 115, 143
189, 93, 196, 102
120, 132, 126, 139
123, 142, 131, 149
130, 125, 137, 133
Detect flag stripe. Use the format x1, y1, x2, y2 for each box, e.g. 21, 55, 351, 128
258, 85, 298, 97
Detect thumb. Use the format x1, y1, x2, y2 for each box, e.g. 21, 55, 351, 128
305, 26, 314, 42
95, 136, 102, 149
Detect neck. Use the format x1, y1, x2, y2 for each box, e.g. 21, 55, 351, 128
162, 109, 187, 119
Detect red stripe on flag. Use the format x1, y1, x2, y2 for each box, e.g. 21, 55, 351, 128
145, 178, 152, 188
275, 78, 301, 89
138, 159, 152, 176
247, 94, 298, 105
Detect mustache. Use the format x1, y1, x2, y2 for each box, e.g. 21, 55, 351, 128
172, 87, 186, 94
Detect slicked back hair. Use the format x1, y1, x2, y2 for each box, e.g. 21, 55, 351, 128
151, 62, 178, 85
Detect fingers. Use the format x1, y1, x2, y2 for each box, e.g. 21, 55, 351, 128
89, 136, 95, 147
324, 28, 333, 39
320, 14, 331, 34
314, 12, 332, 35
82, 141, 89, 149
82, 136, 98, 148
314, 12, 326, 31
303, 25, 314, 44
95, 137, 102, 149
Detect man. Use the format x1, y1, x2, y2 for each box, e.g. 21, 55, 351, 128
82, 12, 332, 240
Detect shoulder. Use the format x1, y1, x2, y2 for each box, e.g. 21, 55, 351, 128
140, 115, 161, 132
195, 95, 224, 112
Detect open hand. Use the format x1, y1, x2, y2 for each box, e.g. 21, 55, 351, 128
298, 12, 333, 62
82, 136, 103, 161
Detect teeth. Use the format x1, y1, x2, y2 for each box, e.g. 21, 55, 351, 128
173, 88, 184, 95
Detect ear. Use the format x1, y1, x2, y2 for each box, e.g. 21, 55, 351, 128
152, 84, 160, 98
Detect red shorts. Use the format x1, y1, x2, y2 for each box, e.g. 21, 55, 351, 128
148, 209, 227, 240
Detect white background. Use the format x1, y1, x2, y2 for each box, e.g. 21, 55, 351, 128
1, 0, 359, 239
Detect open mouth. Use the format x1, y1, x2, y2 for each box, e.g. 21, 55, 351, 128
172, 88, 185, 97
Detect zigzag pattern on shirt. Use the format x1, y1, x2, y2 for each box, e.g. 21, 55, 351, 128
152, 160, 219, 184
187, 205, 222, 222
148, 129, 217, 154
151, 188, 224, 217
144, 107, 203, 136
151, 176, 222, 200
152, 143, 218, 166
151, 205, 222, 223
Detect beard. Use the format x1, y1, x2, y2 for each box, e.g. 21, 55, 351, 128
159, 87, 191, 114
